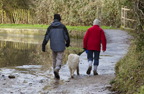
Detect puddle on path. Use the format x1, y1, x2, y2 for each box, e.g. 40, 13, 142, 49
0, 29, 131, 94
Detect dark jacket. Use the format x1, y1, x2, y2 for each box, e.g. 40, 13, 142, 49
42, 19, 70, 52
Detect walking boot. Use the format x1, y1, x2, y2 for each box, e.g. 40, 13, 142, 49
54, 66, 60, 79
93, 70, 98, 75
93, 65, 98, 75
86, 61, 92, 75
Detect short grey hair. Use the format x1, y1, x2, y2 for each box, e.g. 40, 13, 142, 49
93, 19, 101, 25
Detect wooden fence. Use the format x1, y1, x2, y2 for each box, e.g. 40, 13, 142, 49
121, 7, 137, 30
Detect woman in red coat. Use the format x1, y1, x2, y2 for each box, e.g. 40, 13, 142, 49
83, 19, 107, 75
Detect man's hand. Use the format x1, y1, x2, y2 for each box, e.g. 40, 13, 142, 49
42, 49, 45, 52
66, 43, 70, 47
42, 46, 46, 52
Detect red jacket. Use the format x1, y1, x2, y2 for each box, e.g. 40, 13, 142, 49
83, 25, 107, 51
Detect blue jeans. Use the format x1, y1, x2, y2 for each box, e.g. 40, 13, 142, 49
87, 50, 100, 66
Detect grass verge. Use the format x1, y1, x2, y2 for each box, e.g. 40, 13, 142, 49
111, 31, 144, 94
0, 24, 114, 31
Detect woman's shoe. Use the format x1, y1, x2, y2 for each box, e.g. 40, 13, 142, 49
93, 70, 98, 75
86, 66, 92, 75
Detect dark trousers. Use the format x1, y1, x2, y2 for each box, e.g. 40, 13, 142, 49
87, 50, 100, 66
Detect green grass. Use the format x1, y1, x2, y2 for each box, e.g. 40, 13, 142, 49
0, 24, 48, 29
0, 24, 115, 31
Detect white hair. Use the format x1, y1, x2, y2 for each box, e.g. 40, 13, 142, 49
93, 19, 101, 25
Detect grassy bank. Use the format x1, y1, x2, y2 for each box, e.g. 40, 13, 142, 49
111, 32, 144, 94
0, 24, 114, 31
0, 24, 114, 38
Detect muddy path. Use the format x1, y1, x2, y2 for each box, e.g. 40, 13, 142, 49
45, 29, 131, 94
0, 29, 130, 94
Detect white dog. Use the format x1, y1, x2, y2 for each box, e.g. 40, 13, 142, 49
67, 54, 80, 78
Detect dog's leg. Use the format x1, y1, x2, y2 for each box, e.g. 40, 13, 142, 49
77, 65, 80, 75
71, 69, 75, 78
69, 67, 73, 78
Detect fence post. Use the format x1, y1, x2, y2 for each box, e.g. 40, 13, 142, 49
121, 7, 136, 30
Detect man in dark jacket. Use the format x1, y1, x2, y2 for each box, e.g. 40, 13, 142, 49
42, 14, 70, 79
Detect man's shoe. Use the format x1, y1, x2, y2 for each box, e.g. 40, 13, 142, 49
86, 66, 92, 75
93, 70, 98, 75
54, 66, 60, 79
54, 71, 60, 79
